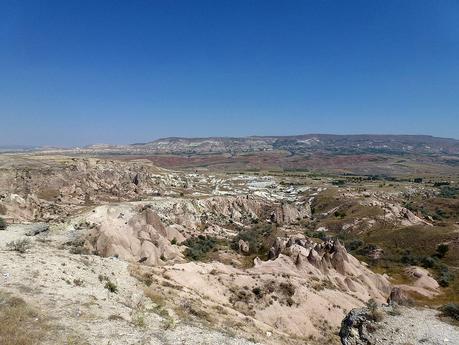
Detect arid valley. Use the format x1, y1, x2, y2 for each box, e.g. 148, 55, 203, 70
1, 134, 458, 345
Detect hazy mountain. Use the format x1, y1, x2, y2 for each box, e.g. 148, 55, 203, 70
80, 134, 459, 155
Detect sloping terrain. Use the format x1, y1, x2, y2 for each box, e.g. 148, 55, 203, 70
0, 224, 257, 345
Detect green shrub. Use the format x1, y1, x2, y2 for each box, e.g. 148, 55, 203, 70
183, 235, 217, 261
435, 244, 449, 259
434, 208, 448, 220
437, 266, 453, 287
438, 186, 458, 198
232, 223, 276, 255
304, 230, 326, 240
403, 202, 415, 211
421, 256, 437, 268
334, 211, 346, 219
400, 250, 418, 266
104, 280, 118, 293
356, 243, 379, 257
440, 303, 459, 320
346, 240, 363, 251
434, 181, 450, 187
252, 287, 262, 298
0, 217, 6, 230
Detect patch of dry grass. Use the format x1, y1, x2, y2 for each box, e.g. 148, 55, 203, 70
144, 289, 166, 308
6, 238, 32, 253
0, 290, 49, 345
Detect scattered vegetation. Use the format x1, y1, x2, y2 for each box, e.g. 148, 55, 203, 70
346, 239, 364, 251
366, 299, 384, 322
438, 186, 458, 198
231, 223, 277, 257
6, 238, 32, 253
131, 310, 146, 328
439, 303, 459, 321
73, 278, 85, 287
104, 280, 118, 293
0, 216, 7, 230
434, 181, 450, 187
144, 289, 175, 329
0, 290, 48, 345
342, 224, 457, 293
183, 235, 218, 261
178, 299, 211, 323
304, 230, 327, 240
386, 306, 402, 316
435, 244, 449, 259
252, 287, 262, 298
279, 281, 295, 296
108, 314, 124, 321
437, 265, 453, 287
67, 237, 88, 255
99, 274, 118, 293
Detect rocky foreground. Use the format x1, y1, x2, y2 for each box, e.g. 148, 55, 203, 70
340, 304, 459, 345
1, 224, 257, 345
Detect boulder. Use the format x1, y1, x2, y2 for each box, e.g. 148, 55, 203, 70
387, 287, 410, 306
25, 223, 49, 236
238, 239, 250, 254
339, 308, 372, 345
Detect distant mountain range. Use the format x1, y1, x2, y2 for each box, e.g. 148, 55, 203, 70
0, 145, 38, 153
3, 134, 458, 156
79, 134, 459, 155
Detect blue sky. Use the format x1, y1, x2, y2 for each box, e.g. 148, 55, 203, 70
0, 0, 458, 146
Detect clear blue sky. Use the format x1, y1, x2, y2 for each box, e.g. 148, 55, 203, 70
1, 0, 458, 146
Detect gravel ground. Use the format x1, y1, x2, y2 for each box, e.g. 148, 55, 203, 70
369, 306, 459, 345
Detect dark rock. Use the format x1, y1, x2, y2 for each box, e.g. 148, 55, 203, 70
268, 247, 277, 260
340, 307, 373, 345
25, 223, 49, 236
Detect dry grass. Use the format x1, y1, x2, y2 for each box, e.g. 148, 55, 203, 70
143, 288, 175, 328
144, 289, 166, 307
359, 224, 459, 305
366, 299, 385, 322
6, 238, 32, 253
128, 264, 156, 287
36, 187, 60, 201
0, 290, 49, 345
176, 298, 212, 323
